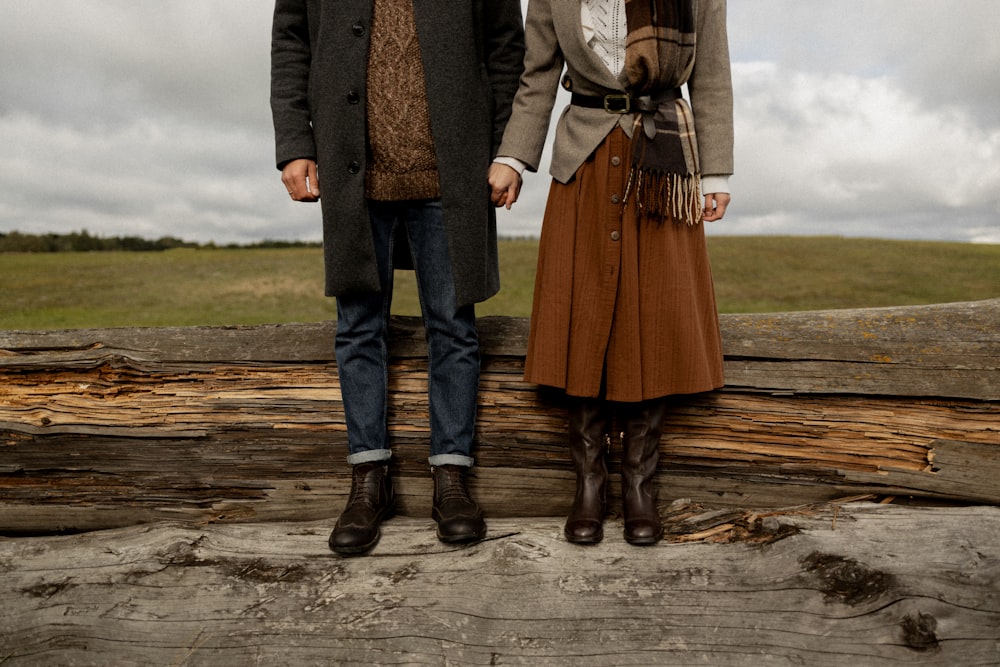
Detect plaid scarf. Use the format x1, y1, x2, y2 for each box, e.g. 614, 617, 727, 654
622, 0, 702, 225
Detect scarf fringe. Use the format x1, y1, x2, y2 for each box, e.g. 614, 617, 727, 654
624, 167, 703, 226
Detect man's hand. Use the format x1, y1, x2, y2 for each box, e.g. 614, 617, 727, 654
281, 158, 320, 202
488, 162, 522, 210
702, 192, 730, 222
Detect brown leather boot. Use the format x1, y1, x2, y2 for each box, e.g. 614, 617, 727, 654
328, 461, 395, 556
620, 398, 668, 545
432, 465, 486, 544
564, 398, 610, 544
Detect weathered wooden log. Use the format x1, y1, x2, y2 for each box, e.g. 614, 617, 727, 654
2, 502, 998, 665
1, 299, 998, 533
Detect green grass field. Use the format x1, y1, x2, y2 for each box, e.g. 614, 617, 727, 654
2, 237, 998, 330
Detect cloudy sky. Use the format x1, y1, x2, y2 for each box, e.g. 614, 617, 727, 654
2, 1, 998, 245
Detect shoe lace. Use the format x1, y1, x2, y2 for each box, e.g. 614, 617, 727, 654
437, 468, 473, 504
345, 466, 380, 510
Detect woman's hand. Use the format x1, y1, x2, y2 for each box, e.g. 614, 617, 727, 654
488, 162, 522, 209
702, 192, 730, 222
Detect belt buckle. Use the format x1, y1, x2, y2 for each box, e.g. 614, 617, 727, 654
603, 94, 631, 114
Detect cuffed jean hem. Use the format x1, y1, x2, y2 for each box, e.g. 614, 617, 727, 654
347, 449, 393, 466
428, 454, 475, 468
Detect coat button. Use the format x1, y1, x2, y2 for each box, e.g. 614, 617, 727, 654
347, 91, 360, 104
352, 23, 365, 36
348, 161, 360, 174
611, 156, 621, 166
611, 231, 621, 241
611, 194, 621, 204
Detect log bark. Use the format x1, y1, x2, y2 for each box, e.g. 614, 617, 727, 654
2, 502, 998, 666
1, 300, 999, 533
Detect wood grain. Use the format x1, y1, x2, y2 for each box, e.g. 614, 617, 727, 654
2, 300, 998, 533
2, 503, 998, 665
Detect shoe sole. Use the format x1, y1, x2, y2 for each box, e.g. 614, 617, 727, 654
436, 527, 487, 544
330, 534, 379, 556
624, 533, 664, 546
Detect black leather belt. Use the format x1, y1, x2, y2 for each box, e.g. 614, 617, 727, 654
570, 89, 681, 114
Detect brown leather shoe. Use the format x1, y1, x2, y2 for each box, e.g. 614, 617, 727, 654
621, 399, 668, 546
329, 462, 395, 556
431, 465, 486, 544
564, 398, 610, 544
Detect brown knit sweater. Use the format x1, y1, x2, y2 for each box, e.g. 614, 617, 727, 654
365, 0, 441, 201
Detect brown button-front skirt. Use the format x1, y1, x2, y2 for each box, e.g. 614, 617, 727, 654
523, 127, 724, 402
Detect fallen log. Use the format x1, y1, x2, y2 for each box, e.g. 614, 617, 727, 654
2, 503, 998, 665
1, 299, 998, 533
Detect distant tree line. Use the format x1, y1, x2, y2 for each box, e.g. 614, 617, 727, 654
0, 230, 321, 253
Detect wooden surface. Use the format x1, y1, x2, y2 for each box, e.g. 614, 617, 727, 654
3, 299, 998, 399
2, 299, 999, 533
2, 302, 998, 665
2, 502, 998, 666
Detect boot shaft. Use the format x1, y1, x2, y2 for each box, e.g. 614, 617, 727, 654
619, 398, 668, 545
567, 397, 612, 471
620, 398, 669, 477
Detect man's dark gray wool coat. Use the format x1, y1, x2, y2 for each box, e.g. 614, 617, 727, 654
271, 0, 525, 307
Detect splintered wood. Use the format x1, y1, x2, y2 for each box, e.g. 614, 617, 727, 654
1, 300, 998, 532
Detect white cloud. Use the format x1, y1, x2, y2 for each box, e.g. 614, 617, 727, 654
0, 1, 997, 245
721, 59, 1000, 241
0, 111, 315, 245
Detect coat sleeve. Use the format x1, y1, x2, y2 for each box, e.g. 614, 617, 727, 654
270, 0, 318, 170
495, 0, 565, 172
480, 0, 527, 156
687, 0, 734, 178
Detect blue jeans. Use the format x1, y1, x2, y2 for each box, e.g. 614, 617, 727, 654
335, 199, 480, 468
